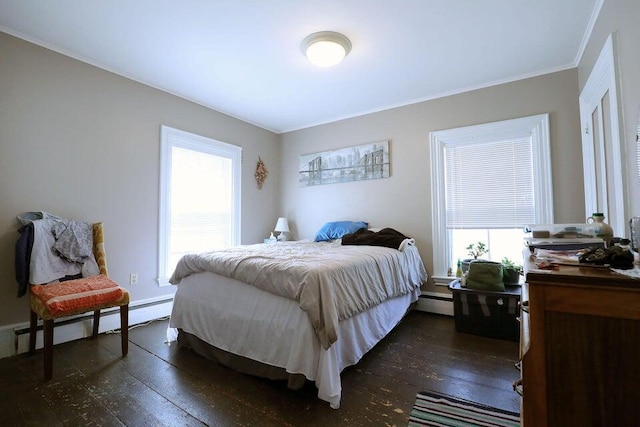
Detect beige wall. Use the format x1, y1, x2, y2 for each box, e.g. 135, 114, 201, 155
578, 0, 640, 216
0, 33, 281, 326
280, 69, 584, 290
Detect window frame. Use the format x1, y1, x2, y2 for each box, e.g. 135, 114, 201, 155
429, 114, 553, 279
157, 125, 242, 286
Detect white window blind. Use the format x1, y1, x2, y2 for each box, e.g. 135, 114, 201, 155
158, 125, 241, 286
445, 136, 535, 229
169, 146, 234, 264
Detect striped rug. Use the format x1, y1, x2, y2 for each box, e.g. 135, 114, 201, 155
409, 391, 520, 427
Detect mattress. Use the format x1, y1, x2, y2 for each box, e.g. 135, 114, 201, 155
169, 271, 420, 408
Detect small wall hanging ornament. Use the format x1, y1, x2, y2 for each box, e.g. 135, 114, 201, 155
255, 156, 269, 189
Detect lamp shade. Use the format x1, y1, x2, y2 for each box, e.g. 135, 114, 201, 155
274, 217, 289, 233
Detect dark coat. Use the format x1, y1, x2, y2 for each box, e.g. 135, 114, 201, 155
15, 223, 34, 297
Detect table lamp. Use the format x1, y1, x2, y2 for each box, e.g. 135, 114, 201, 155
274, 217, 289, 241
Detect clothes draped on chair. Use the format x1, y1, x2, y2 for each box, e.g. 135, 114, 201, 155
15, 211, 99, 289
15, 212, 129, 381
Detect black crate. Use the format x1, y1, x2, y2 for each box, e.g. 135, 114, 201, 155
448, 280, 521, 341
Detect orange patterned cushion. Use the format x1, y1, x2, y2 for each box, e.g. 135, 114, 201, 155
30, 275, 126, 316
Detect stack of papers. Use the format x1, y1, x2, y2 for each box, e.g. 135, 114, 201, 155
534, 248, 582, 263
530, 249, 585, 269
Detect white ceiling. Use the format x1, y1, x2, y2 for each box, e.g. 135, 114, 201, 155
0, 0, 601, 133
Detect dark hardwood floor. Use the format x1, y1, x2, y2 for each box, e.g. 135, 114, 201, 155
0, 311, 520, 426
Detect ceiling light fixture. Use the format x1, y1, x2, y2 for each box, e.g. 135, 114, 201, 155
301, 31, 352, 67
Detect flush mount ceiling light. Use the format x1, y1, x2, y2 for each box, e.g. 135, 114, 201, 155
301, 31, 352, 67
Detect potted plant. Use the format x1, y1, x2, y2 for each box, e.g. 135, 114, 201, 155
501, 257, 523, 284
466, 242, 488, 259
461, 241, 488, 273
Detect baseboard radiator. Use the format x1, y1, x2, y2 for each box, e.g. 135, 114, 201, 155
4, 291, 447, 359
5, 296, 173, 359
416, 291, 454, 316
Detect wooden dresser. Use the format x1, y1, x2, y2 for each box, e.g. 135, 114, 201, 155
519, 258, 640, 426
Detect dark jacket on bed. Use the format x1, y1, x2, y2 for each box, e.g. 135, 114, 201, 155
341, 227, 409, 250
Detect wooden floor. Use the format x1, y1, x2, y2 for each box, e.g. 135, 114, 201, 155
0, 311, 520, 426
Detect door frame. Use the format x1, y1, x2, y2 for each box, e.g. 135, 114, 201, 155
579, 33, 627, 236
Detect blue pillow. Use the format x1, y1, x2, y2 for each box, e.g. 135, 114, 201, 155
314, 221, 368, 242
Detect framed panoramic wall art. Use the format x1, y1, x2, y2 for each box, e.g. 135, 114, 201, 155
299, 140, 390, 187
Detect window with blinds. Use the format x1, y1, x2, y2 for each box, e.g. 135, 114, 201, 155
430, 114, 553, 278
158, 126, 242, 286
444, 136, 535, 229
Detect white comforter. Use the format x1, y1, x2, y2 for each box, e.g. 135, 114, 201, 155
169, 241, 427, 349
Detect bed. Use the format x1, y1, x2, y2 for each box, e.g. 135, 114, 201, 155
167, 230, 427, 409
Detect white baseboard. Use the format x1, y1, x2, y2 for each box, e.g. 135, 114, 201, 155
0, 296, 174, 360
0, 325, 17, 361
415, 291, 454, 316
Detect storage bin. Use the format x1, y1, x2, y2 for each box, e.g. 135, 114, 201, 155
449, 280, 521, 341
524, 223, 598, 239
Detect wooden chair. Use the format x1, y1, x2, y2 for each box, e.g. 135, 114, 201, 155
28, 222, 130, 381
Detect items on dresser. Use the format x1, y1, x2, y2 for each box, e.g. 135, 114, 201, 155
579, 244, 634, 269
524, 223, 606, 252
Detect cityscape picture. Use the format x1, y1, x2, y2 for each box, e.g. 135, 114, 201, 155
299, 140, 390, 186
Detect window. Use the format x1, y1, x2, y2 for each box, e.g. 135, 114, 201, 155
430, 114, 553, 279
158, 126, 242, 286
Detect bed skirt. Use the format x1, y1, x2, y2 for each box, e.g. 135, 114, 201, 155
177, 328, 308, 390
169, 271, 420, 408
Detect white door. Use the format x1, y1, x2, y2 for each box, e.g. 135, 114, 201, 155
579, 34, 626, 236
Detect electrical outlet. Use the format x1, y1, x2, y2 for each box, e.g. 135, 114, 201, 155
129, 273, 138, 286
